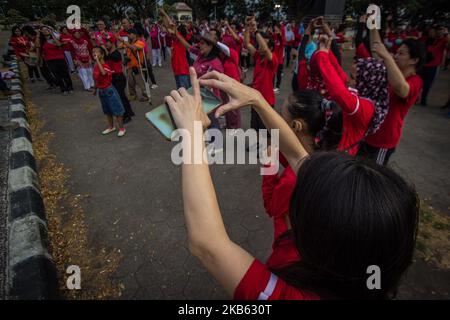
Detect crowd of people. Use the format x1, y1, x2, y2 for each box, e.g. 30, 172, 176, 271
7, 9, 450, 300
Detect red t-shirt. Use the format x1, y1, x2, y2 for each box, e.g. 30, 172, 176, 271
234, 174, 319, 300
171, 36, 189, 76
222, 47, 240, 82
93, 63, 113, 89
262, 158, 296, 241
425, 37, 448, 67
59, 33, 73, 51
118, 29, 129, 38
253, 51, 278, 106
9, 36, 28, 57
222, 34, 242, 55
312, 51, 374, 155
365, 74, 423, 149
355, 43, 371, 59
273, 32, 286, 65
105, 50, 123, 74
42, 41, 65, 61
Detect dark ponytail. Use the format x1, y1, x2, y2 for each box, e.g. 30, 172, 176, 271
288, 90, 342, 151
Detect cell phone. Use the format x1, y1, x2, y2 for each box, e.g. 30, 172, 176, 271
146, 87, 222, 140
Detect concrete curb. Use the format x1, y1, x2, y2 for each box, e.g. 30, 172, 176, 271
5, 59, 58, 299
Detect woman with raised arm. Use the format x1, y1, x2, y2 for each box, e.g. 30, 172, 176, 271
244, 16, 278, 141
358, 28, 425, 165
163, 67, 419, 300
159, 8, 191, 89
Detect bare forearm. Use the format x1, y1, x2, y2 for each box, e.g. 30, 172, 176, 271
256, 32, 272, 60
181, 133, 229, 251
370, 28, 382, 48
176, 32, 190, 50
227, 25, 240, 42
384, 54, 410, 98
244, 29, 255, 55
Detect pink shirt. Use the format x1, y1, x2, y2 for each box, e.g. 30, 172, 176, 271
189, 46, 224, 77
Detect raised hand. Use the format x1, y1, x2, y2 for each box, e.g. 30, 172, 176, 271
198, 71, 263, 118
164, 68, 211, 131
372, 40, 391, 59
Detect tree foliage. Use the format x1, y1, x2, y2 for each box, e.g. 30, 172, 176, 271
1, 0, 447, 25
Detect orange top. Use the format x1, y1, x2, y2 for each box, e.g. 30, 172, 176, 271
126, 39, 145, 69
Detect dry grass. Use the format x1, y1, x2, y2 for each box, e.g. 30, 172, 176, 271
22, 66, 123, 299
416, 201, 450, 270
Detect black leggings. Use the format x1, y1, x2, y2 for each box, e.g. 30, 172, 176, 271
112, 73, 134, 118
26, 64, 40, 79
420, 66, 438, 105
357, 142, 395, 166
144, 60, 157, 85
285, 45, 292, 68
275, 64, 283, 89
46, 59, 73, 92
40, 61, 57, 87
241, 55, 251, 69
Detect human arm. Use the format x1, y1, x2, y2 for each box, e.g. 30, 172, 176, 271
224, 20, 241, 44
312, 36, 359, 114
371, 29, 411, 98
244, 16, 257, 56
199, 71, 309, 172
255, 32, 272, 61
164, 68, 254, 297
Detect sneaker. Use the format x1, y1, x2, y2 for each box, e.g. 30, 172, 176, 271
45, 86, 55, 91
37, 78, 43, 82
62, 91, 69, 96
68, 90, 74, 94
152, 63, 156, 67
128, 95, 137, 101
117, 128, 126, 137
158, 63, 162, 67
139, 97, 149, 102
151, 84, 158, 90
274, 88, 280, 94
102, 127, 116, 135
30, 78, 35, 83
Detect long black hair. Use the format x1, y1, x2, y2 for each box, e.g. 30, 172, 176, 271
271, 152, 419, 299
287, 90, 342, 151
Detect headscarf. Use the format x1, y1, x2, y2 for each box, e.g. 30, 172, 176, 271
355, 57, 390, 136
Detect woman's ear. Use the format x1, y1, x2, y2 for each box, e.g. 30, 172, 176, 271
291, 119, 303, 133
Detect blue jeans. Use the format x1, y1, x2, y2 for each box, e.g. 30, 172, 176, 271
175, 75, 191, 89
98, 86, 125, 116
